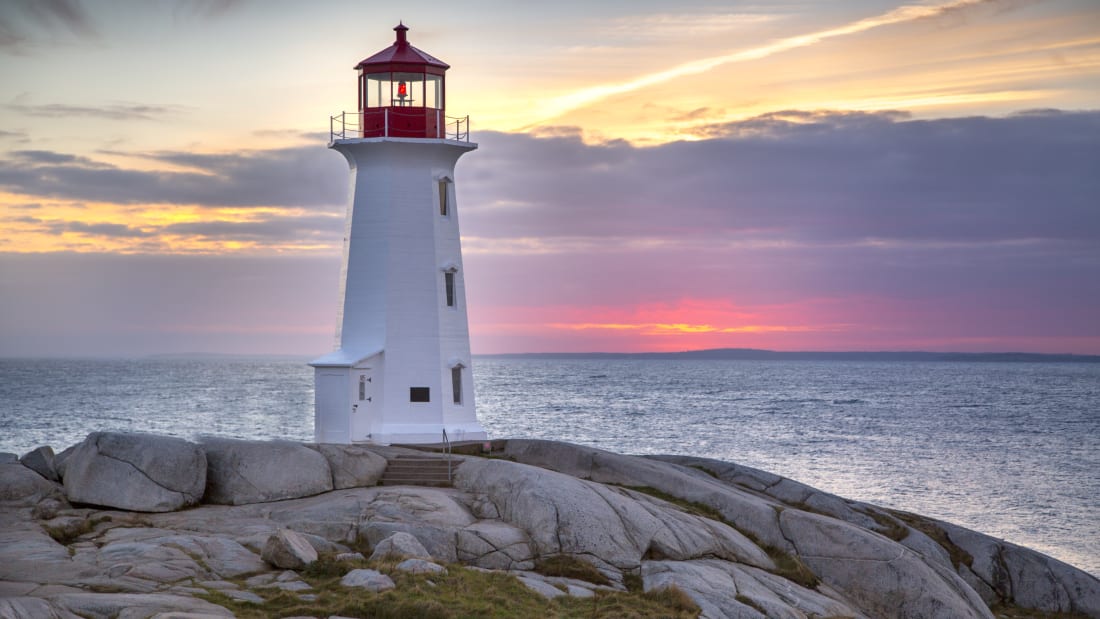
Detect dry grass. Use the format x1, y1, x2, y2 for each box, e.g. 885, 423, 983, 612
200, 555, 700, 619
889, 510, 973, 569
534, 554, 611, 587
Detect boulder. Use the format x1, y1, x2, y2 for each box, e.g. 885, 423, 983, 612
340, 568, 395, 592
261, 529, 318, 570
369, 531, 431, 561
19, 446, 58, 482
307, 444, 387, 489
395, 558, 447, 574
62, 432, 206, 512
201, 438, 332, 505
0, 461, 64, 507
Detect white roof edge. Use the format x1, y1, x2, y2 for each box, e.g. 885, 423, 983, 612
309, 348, 383, 368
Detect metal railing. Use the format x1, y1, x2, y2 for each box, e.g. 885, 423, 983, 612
441, 428, 452, 483
329, 110, 471, 142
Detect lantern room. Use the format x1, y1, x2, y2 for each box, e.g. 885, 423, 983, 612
355, 23, 449, 139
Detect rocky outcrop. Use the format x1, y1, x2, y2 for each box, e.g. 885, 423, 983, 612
261, 529, 318, 569
19, 446, 58, 483
201, 437, 332, 505
0, 460, 63, 508
500, 439, 1100, 618
62, 432, 206, 512
1, 433, 1097, 619
307, 443, 388, 489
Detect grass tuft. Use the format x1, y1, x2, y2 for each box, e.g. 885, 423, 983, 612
534, 554, 611, 587
889, 510, 972, 569
623, 572, 644, 593
736, 593, 767, 614
856, 507, 910, 542
688, 464, 719, 479
43, 518, 95, 545
643, 585, 699, 613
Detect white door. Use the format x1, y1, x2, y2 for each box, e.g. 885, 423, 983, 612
352, 370, 373, 440
316, 371, 349, 443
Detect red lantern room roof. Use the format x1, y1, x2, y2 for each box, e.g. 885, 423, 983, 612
354, 23, 449, 74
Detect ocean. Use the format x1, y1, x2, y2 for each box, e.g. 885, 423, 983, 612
1, 357, 1097, 577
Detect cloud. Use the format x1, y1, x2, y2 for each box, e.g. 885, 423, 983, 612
170, 0, 246, 21
161, 215, 342, 242
9, 149, 108, 166
5, 101, 188, 121
0, 0, 96, 52
48, 221, 155, 238
461, 110, 1100, 246
0, 145, 348, 208
3, 108, 1097, 354
529, 0, 1010, 125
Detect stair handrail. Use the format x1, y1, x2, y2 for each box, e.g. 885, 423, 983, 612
441, 428, 452, 483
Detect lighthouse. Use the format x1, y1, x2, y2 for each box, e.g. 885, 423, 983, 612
310, 23, 487, 446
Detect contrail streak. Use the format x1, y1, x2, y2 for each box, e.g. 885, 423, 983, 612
528, 0, 995, 126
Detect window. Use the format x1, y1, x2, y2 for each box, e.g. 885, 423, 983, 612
358, 376, 366, 401
410, 387, 430, 402
451, 366, 463, 405
444, 271, 456, 308
438, 179, 449, 216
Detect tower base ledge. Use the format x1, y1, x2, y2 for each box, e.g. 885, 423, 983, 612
350, 422, 488, 446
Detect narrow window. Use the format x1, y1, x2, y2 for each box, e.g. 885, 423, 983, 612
410, 387, 430, 402
444, 271, 456, 308
438, 179, 449, 216
358, 375, 366, 401
451, 366, 463, 405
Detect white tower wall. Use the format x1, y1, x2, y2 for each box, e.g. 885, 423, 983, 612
311, 137, 486, 445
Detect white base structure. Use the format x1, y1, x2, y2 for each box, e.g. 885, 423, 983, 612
310, 137, 487, 445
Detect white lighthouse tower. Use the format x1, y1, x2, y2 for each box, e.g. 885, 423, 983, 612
310, 23, 487, 446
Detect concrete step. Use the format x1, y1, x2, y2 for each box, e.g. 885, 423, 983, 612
379, 456, 460, 487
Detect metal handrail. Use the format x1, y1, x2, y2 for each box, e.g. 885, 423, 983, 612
441, 428, 452, 483
329, 110, 471, 142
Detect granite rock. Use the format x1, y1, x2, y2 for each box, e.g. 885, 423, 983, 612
201, 438, 332, 505
261, 529, 318, 570
62, 432, 206, 512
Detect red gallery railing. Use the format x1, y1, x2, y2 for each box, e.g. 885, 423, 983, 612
330, 109, 470, 142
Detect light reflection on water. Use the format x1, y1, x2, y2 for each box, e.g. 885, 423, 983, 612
0, 357, 1097, 577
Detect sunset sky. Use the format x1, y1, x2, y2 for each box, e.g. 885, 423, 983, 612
1, 0, 1098, 356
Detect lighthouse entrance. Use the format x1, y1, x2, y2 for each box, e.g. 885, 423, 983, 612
315, 370, 349, 443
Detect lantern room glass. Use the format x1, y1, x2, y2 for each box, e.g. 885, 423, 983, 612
363, 72, 442, 110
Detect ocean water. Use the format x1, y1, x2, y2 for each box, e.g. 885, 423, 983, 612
1, 357, 1097, 577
